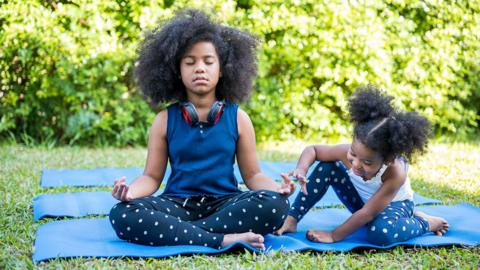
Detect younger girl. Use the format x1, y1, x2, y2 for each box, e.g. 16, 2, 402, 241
109, 9, 294, 250
276, 86, 449, 245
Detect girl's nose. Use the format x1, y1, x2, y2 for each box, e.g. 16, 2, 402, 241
194, 64, 206, 73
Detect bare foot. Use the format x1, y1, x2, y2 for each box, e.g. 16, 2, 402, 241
415, 211, 449, 236
221, 232, 265, 250
306, 229, 334, 243
274, 216, 298, 235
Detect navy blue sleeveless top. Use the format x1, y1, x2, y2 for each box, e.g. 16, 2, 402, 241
162, 102, 241, 198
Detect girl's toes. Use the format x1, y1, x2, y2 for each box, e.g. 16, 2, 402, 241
252, 242, 265, 250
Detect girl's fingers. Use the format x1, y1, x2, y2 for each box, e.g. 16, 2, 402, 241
293, 175, 307, 195
299, 176, 308, 195
115, 176, 126, 184
114, 183, 124, 197
301, 183, 308, 195
119, 184, 128, 200
112, 177, 126, 197
278, 182, 295, 195
120, 186, 127, 201
251, 243, 265, 251
289, 170, 304, 180
120, 185, 129, 201
281, 173, 291, 183
287, 183, 295, 195
112, 184, 119, 196
116, 185, 125, 199
307, 231, 318, 242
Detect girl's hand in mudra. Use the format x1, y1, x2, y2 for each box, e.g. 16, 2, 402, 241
277, 173, 296, 196
289, 169, 308, 195
112, 176, 132, 202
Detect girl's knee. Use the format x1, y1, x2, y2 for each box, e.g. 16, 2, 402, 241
252, 190, 289, 225
109, 201, 143, 239
109, 203, 127, 238
311, 161, 346, 179
109, 201, 128, 219
366, 219, 397, 246
366, 229, 396, 246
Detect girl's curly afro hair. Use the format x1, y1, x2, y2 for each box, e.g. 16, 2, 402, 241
135, 9, 258, 106
348, 85, 432, 162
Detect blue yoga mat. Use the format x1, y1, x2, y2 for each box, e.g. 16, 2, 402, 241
32, 189, 440, 222
32, 204, 480, 262
40, 161, 298, 187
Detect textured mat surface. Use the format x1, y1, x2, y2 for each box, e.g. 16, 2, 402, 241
33, 189, 440, 221
33, 204, 479, 262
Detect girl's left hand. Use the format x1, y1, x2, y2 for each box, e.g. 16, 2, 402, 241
306, 229, 335, 243
277, 173, 296, 196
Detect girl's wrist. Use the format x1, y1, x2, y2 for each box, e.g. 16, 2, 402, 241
330, 229, 341, 242
295, 167, 308, 175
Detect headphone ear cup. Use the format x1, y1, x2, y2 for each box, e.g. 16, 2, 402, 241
207, 101, 225, 125
181, 102, 199, 126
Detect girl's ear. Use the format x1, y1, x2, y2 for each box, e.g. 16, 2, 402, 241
384, 155, 395, 165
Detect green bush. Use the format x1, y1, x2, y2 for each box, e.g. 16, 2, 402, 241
1, 0, 479, 145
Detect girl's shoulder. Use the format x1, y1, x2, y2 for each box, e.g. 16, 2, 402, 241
166, 102, 181, 110
383, 157, 408, 183
152, 109, 168, 127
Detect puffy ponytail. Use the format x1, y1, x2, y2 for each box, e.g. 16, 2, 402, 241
348, 85, 394, 124
349, 85, 431, 162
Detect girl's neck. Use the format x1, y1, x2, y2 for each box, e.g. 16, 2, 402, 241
187, 94, 217, 109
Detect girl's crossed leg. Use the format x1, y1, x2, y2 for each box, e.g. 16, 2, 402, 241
277, 161, 436, 245
277, 161, 363, 234
109, 189, 289, 249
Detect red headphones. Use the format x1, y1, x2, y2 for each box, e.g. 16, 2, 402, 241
180, 101, 225, 126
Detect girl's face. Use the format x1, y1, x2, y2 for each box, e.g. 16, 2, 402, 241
180, 41, 221, 99
346, 137, 385, 180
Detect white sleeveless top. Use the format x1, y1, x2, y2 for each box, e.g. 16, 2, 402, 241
346, 162, 414, 203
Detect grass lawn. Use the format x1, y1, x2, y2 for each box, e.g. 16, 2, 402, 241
1, 140, 479, 269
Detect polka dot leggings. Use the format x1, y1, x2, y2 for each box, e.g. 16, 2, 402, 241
289, 161, 429, 245
109, 189, 289, 248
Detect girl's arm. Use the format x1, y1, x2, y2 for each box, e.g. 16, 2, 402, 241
112, 110, 169, 201
236, 109, 294, 194
295, 144, 351, 173
329, 160, 406, 242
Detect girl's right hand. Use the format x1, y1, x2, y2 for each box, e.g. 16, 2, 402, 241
289, 169, 308, 195
112, 176, 132, 201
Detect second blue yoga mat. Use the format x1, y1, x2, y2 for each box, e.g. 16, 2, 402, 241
32, 189, 440, 221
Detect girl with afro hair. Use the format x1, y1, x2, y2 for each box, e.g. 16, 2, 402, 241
109, 9, 294, 250
276, 85, 449, 246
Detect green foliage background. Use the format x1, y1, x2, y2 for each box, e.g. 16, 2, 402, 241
1, 0, 479, 145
